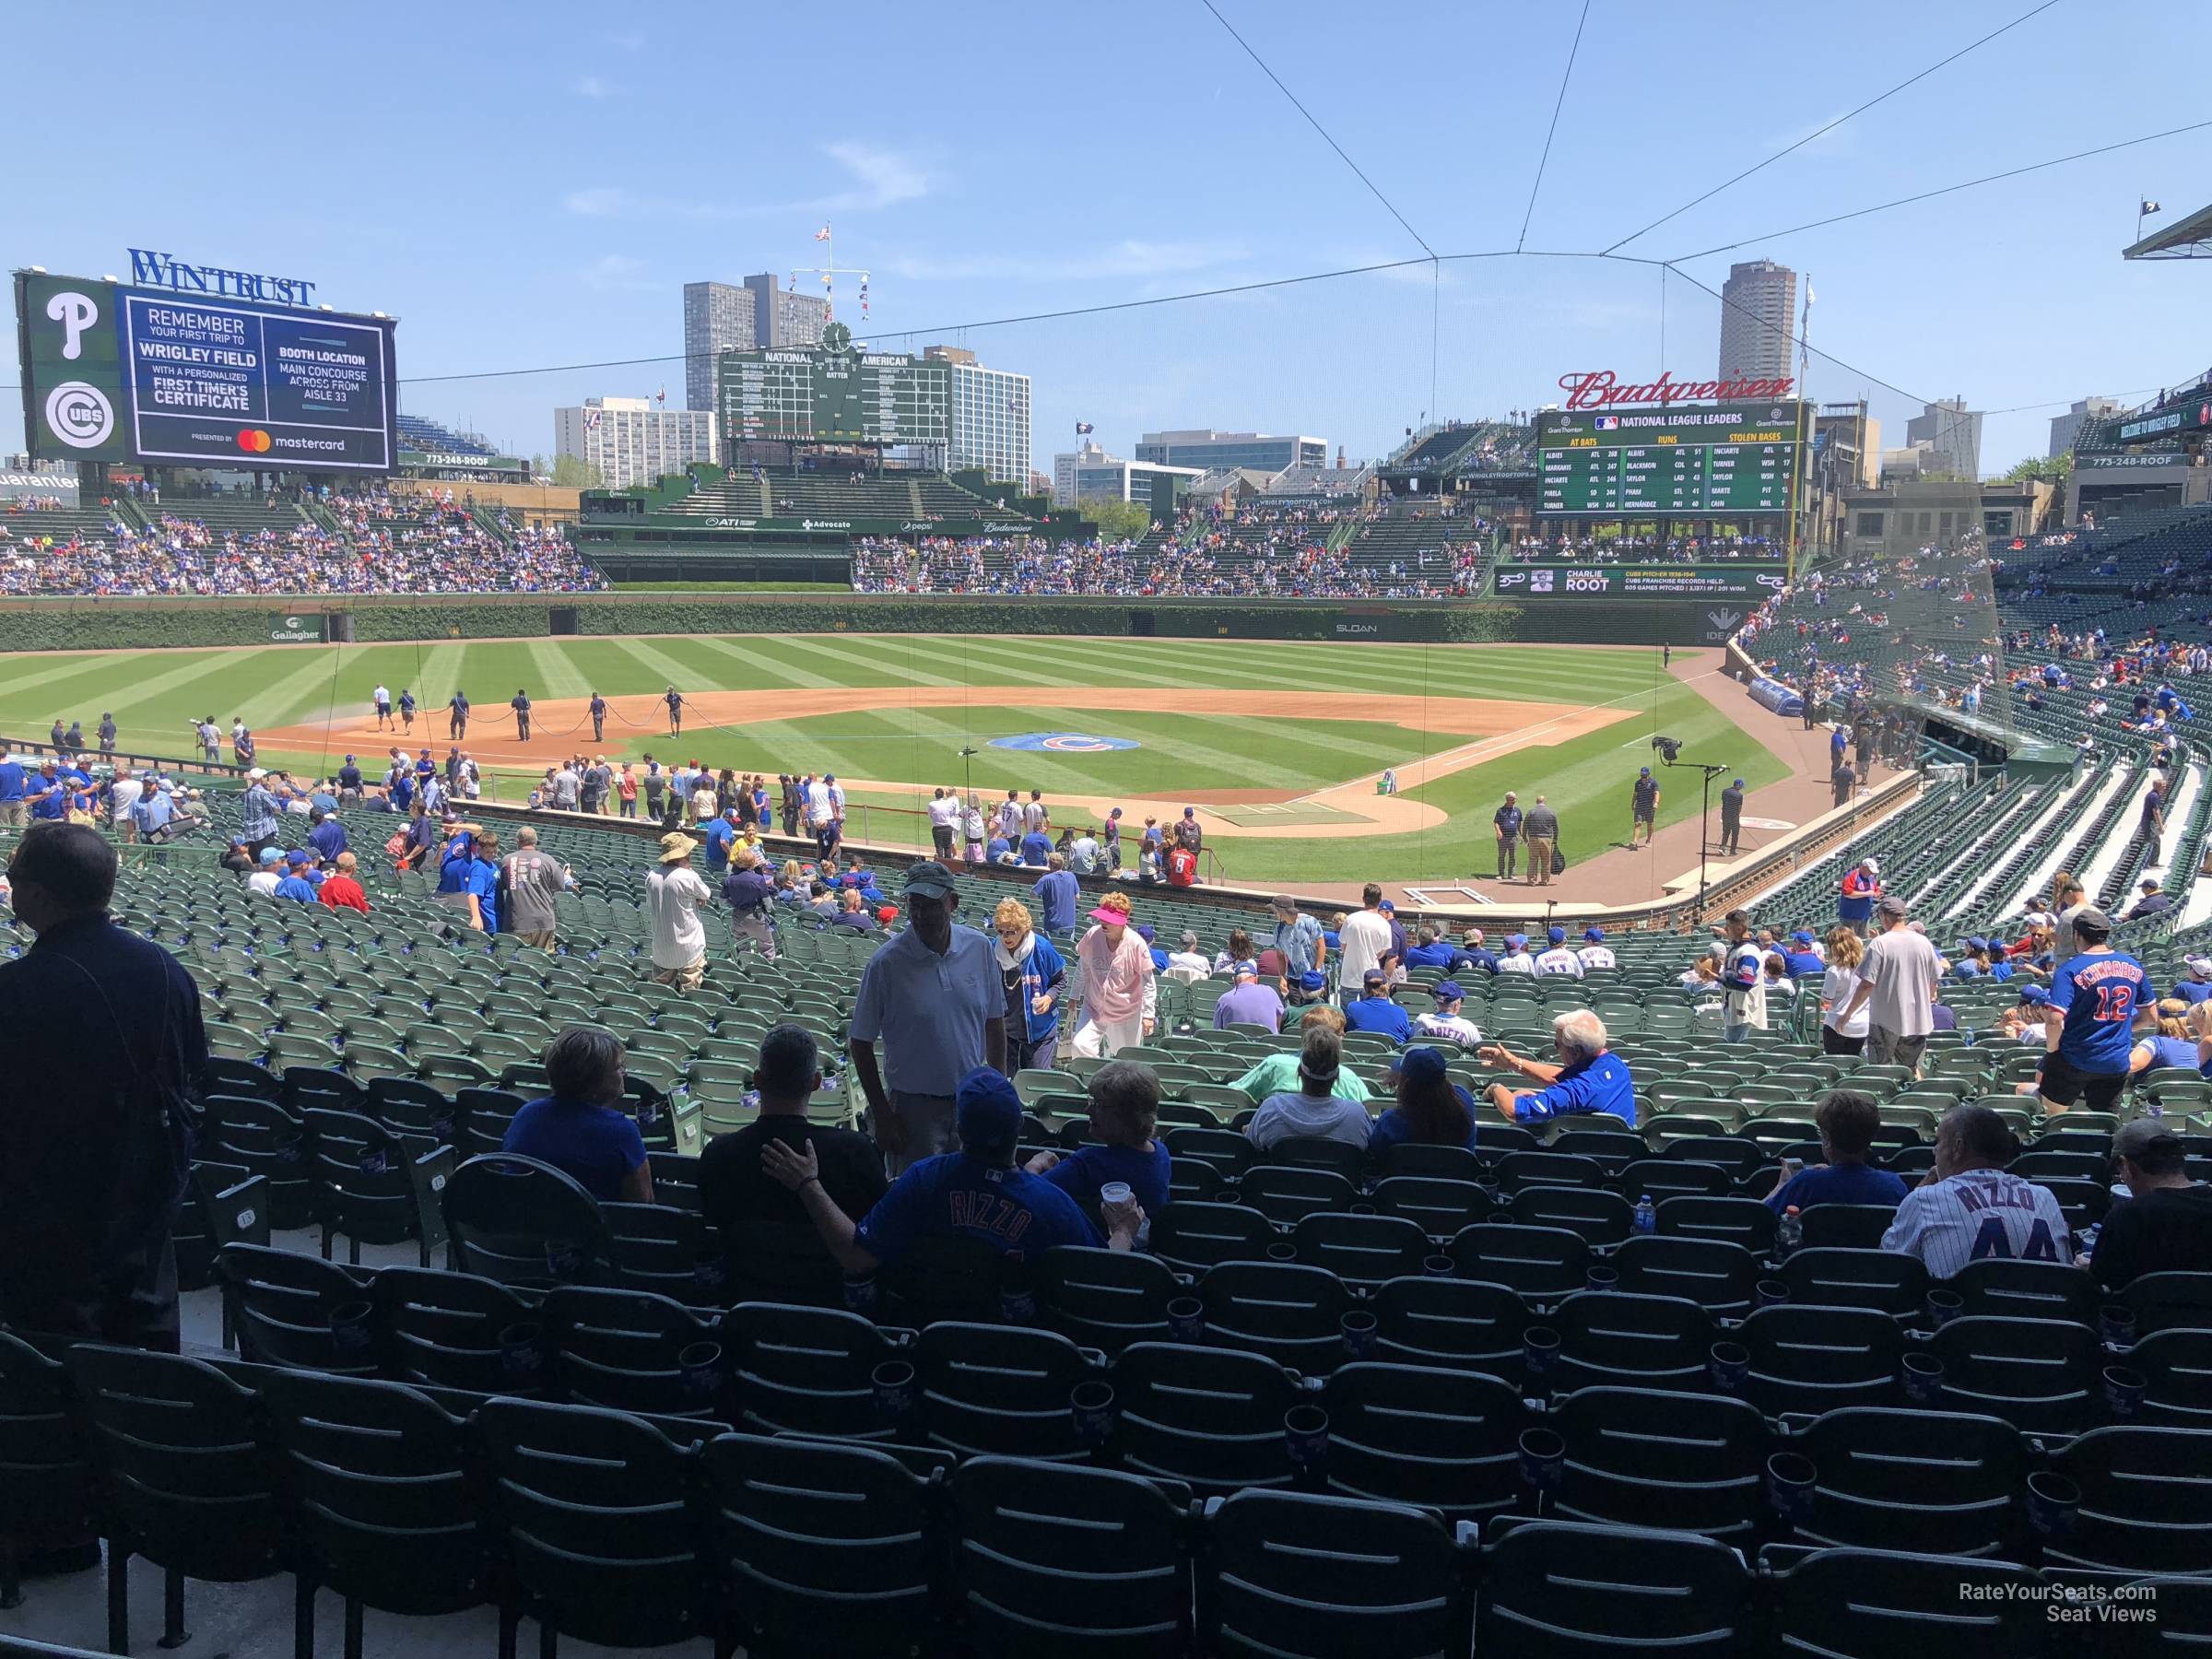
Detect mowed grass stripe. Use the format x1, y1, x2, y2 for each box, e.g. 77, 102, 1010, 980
607, 637, 706, 696
524, 641, 594, 700
775, 633, 970, 689
706, 636, 841, 689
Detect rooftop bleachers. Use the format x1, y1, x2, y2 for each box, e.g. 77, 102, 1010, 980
394, 411, 498, 457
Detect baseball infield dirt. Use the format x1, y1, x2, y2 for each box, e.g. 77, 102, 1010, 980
263, 688, 1634, 841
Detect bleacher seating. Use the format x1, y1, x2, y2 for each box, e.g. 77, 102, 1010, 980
10, 735, 2212, 1655
394, 412, 500, 458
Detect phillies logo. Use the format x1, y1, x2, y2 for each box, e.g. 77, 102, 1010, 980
1557, 371, 1795, 410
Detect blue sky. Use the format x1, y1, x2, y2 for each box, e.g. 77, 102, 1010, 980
7, 0, 2209, 476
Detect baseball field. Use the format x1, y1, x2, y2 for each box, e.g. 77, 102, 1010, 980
0, 633, 1790, 885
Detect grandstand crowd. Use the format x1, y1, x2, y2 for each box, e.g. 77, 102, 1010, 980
0, 486, 606, 596
851, 494, 1489, 599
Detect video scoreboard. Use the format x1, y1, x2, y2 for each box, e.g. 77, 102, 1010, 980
1536, 400, 1806, 517
718, 321, 948, 449
17, 268, 398, 472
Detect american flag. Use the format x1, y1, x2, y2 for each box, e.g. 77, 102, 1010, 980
814, 224, 831, 241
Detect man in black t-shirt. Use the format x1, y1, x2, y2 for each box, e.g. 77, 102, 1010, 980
511, 689, 532, 741
1630, 767, 1660, 848
1718, 777, 1745, 856
698, 1024, 885, 1299
2092, 1119, 2212, 1290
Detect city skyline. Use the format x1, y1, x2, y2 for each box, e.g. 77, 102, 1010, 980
6, 2, 2209, 477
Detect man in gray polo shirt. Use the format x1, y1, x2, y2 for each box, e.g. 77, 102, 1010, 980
849, 860, 1007, 1174
1841, 894, 1943, 1072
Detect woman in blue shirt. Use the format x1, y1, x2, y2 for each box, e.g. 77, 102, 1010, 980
502, 1026, 653, 1203
1028, 1057, 1172, 1224
2131, 999, 2212, 1078
1763, 1088, 1908, 1214
1369, 1046, 1477, 1153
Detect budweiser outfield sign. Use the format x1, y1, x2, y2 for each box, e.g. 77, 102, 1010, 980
1558, 371, 1795, 410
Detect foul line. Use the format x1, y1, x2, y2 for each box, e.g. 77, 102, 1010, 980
1311, 665, 1734, 801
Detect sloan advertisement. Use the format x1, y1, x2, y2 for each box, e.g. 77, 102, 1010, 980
1493, 563, 1785, 600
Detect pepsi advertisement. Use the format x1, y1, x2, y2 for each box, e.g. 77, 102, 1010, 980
119, 291, 397, 471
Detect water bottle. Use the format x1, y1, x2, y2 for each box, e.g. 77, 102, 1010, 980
1777, 1205, 1803, 1257
1633, 1195, 1657, 1235
2074, 1222, 2100, 1266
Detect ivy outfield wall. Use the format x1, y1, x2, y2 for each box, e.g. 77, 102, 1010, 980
0, 591, 1711, 652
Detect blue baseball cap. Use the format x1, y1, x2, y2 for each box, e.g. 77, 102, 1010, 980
286, 850, 308, 867
1548, 926, 1566, 945
1583, 926, 1605, 943
1232, 959, 1259, 978
1506, 933, 1526, 948
1378, 900, 1395, 912
1734, 778, 1745, 788
1640, 766, 1651, 777
1964, 936, 1988, 952
1362, 967, 1389, 989
1391, 1045, 1450, 1082
258, 848, 281, 865
2019, 984, 2051, 1006
1792, 930, 1816, 945
1432, 980, 1465, 1002
954, 1067, 1023, 1155
1298, 970, 1327, 993
1135, 924, 1156, 943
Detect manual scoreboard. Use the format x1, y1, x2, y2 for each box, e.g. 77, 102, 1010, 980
1536, 401, 1806, 517
718, 321, 948, 448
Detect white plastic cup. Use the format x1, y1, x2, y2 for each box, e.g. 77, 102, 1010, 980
1100, 1182, 1135, 1206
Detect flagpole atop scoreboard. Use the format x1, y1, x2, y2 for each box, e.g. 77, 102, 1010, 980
1784, 275, 1812, 583
792, 223, 872, 331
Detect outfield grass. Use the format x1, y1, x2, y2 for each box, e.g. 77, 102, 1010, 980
0, 634, 1789, 883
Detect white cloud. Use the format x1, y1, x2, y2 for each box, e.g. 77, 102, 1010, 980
887, 240, 1248, 283
560, 143, 933, 222
574, 75, 624, 100
1759, 112, 1856, 158
582, 253, 656, 292
818, 141, 929, 210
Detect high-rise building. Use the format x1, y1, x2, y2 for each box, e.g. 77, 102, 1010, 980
681, 276, 830, 411
742, 274, 829, 348
2050, 395, 2124, 457
1053, 441, 1202, 507
1815, 400, 1882, 490
682, 283, 756, 412
553, 397, 716, 491
1716, 260, 1798, 384
1905, 397, 1984, 481
1133, 429, 1327, 472
926, 345, 1032, 485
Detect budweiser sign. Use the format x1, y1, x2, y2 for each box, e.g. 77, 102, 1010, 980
1558, 370, 1795, 410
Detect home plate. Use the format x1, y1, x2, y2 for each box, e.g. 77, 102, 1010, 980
1741, 817, 1795, 830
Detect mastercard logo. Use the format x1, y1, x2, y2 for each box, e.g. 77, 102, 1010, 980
235, 428, 274, 453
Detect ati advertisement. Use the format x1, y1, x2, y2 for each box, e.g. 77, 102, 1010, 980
1493, 564, 1786, 601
